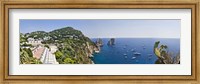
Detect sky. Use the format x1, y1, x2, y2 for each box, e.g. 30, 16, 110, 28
20, 19, 180, 38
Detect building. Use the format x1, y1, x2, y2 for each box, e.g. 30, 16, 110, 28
27, 38, 43, 46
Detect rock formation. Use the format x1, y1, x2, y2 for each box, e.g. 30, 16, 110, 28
154, 41, 180, 64
96, 38, 103, 47
107, 38, 115, 46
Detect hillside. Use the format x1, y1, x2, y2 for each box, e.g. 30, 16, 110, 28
23, 27, 99, 64
25, 31, 48, 39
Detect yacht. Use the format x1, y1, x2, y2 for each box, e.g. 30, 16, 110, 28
134, 52, 141, 55
125, 56, 128, 58
132, 57, 136, 59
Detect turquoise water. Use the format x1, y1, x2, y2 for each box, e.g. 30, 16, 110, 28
91, 38, 180, 64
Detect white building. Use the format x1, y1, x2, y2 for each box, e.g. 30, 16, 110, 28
27, 38, 43, 46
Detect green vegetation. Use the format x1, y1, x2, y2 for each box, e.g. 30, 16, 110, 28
25, 31, 48, 39
55, 50, 63, 59
23, 48, 33, 57
153, 41, 180, 64
44, 44, 50, 51
63, 58, 76, 64
44, 44, 49, 48
20, 27, 98, 64
21, 43, 33, 47
50, 27, 97, 64
20, 33, 27, 43
20, 48, 42, 64
20, 33, 42, 64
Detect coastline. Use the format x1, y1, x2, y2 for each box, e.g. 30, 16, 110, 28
91, 38, 180, 64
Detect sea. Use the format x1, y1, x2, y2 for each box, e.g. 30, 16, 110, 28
91, 38, 180, 64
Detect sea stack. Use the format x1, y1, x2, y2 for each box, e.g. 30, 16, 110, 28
96, 38, 103, 47
107, 38, 115, 46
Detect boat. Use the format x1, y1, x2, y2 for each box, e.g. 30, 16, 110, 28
142, 44, 146, 49
95, 50, 100, 53
134, 52, 141, 55
131, 57, 136, 59
148, 56, 152, 60
148, 54, 152, 56
131, 49, 135, 52
125, 56, 128, 58
123, 54, 127, 56
131, 48, 136, 52
123, 46, 126, 49
131, 49, 134, 51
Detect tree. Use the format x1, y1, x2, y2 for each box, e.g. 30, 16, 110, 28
20, 48, 42, 64
44, 44, 50, 50
63, 58, 75, 64
24, 48, 33, 57
55, 50, 63, 59
22, 43, 32, 47
20, 33, 27, 43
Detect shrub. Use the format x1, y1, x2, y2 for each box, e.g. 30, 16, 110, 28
24, 48, 33, 57
55, 50, 63, 59
63, 58, 75, 64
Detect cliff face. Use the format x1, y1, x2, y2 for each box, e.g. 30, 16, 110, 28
86, 42, 99, 57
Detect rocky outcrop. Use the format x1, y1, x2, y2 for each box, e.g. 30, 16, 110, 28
86, 42, 100, 57
96, 38, 103, 47
154, 41, 180, 64
107, 38, 115, 46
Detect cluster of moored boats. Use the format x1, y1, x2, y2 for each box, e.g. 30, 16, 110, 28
123, 48, 141, 60
123, 45, 153, 62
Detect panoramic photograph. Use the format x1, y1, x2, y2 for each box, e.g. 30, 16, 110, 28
20, 19, 180, 64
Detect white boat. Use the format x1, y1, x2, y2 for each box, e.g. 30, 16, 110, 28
131, 57, 136, 59
148, 56, 152, 60
131, 48, 136, 52
123, 47, 126, 49
134, 52, 141, 55
95, 50, 100, 53
131, 49, 135, 52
